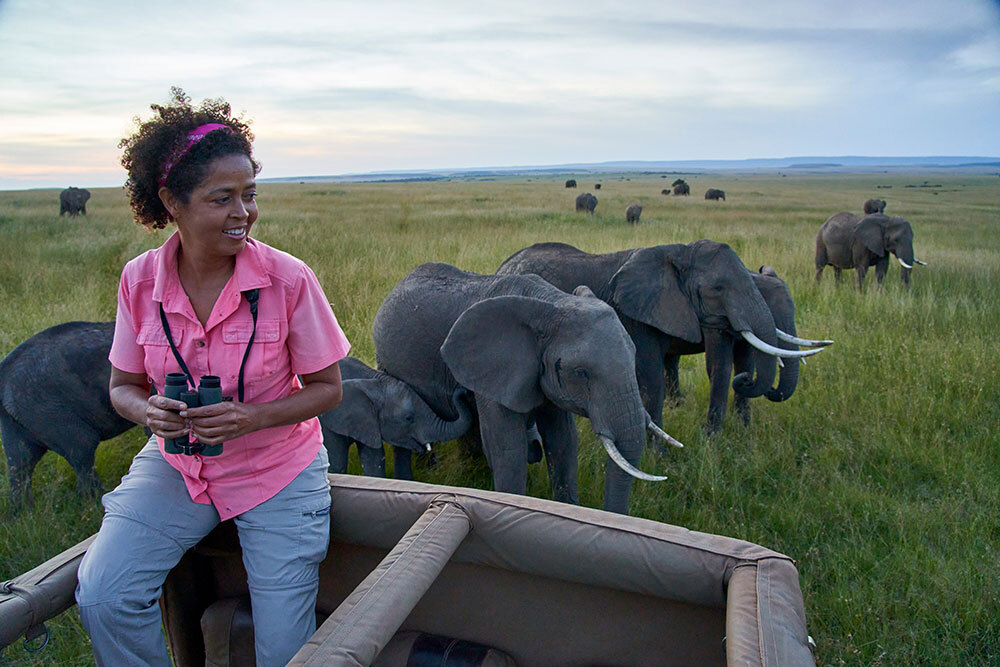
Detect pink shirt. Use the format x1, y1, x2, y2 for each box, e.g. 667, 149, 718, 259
110, 232, 350, 520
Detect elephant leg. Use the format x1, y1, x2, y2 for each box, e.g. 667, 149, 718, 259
732, 343, 752, 426
476, 396, 529, 496
392, 446, 414, 480
1, 417, 47, 510
634, 345, 667, 431
533, 404, 579, 505
855, 263, 869, 291
663, 354, 682, 405
704, 331, 735, 434
833, 267, 842, 283
322, 430, 352, 473
358, 445, 387, 477
874, 256, 889, 287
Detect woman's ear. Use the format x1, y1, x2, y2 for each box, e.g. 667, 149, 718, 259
159, 186, 181, 221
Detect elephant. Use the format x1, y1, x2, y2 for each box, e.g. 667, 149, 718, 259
661, 266, 832, 429
705, 188, 726, 201
59, 187, 91, 216
863, 198, 886, 214
673, 183, 690, 196
625, 204, 642, 224
318, 356, 474, 478
575, 192, 598, 214
496, 241, 826, 435
372, 262, 678, 514
661, 189, 670, 195
0, 322, 135, 509
565, 179, 577, 188
594, 183, 601, 190
815, 212, 926, 289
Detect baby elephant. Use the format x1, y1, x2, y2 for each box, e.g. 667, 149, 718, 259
625, 204, 642, 223
863, 198, 886, 214
319, 356, 474, 478
0, 321, 135, 509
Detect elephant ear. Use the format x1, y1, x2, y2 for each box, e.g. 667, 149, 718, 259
608, 246, 702, 344
759, 265, 778, 278
441, 295, 549, 413
858, 218, 885, 256
319, 380, 382, 449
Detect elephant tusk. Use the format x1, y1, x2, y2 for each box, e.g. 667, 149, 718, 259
741, 331, 824, 358
778, 357, 784, 368
425, 443, 432, 452
898, 257, 913, 269
914, 258, 928, 266
801, 358, 807, 366
647, 420, 684, 448
775, 328, 834, 347
599, 435, 668, 481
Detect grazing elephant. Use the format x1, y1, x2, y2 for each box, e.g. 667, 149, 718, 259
625, 204, 642, 224
575, 192, 598, 214
661, 189, 670, 195
815, 212, 926, 289
662, 266, 832, 429
863, 198, 886, 214
59, 187, 91, 216
673, 183, 690, 196
497, 241, 825, 435
705, 188, 726, 201
594, 183, 601, 190
318, 356, 474, 478
565, 179, 577, 188
373, 262, 677, 514
0, 322, 135, 509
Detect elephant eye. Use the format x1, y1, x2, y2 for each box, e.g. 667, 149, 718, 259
573, 367, 588, 380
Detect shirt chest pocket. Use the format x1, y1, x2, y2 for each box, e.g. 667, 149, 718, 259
136, 324, 183, 385
221, 319, 285, 382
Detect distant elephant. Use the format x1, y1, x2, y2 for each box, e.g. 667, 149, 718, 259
594, 183, 601, 190
662, 266, 832, 429
318, 356, 474, 478
673, 183, 690, 196
0, 322, 135, 509
59, 187, 91, 216
575, 192, 598, 214
661, 189, 670, 195
863, 198, 886, 214
705, 188, 726, 201
671, 179, 686, 187
373, 262, 676, 514
625, 204, 642, 224
815, 212, 926, 289
565, 179, 577, 188
497, 241, 825, 435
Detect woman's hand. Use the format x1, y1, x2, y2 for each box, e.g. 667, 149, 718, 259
182, 401, 260, 445
145, 394, 191, 440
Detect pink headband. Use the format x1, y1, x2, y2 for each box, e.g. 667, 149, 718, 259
158, 123, 233, 188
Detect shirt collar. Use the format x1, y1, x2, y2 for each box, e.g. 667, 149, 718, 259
152, 232, 272, 323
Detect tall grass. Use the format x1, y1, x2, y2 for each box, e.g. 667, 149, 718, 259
1, 174, 998, 665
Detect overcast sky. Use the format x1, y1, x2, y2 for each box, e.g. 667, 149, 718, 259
1, 0, 998, 189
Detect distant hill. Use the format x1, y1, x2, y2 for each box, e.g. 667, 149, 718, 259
261, 156, 1000, 184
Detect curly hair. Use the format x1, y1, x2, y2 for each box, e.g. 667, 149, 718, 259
120, 87, 261, 230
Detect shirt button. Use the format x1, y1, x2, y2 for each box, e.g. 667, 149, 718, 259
197, 340, 206, 347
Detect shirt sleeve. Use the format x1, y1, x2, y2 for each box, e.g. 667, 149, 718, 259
109, 269, 146, 373
287, 264, 351, 376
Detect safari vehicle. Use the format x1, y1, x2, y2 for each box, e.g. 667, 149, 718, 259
1, 475, 816, 666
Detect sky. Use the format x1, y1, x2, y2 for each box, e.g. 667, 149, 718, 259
1, 0, 999, 190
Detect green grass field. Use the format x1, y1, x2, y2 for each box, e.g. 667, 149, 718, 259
1, 173, 998, 665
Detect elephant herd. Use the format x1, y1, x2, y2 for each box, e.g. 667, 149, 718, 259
572, 179, 726, 224
2, 192, 925, 515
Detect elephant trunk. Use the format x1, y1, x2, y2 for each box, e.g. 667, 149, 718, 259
727, 291, 780, 399
589, 385, 663, 514
896, 241, 915, 287
416, 387, 474, 444
766, 327, 800, 403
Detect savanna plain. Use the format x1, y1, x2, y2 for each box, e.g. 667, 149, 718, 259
0, 173, 998, 665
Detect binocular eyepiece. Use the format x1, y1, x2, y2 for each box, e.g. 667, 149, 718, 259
162, 373, 225, 456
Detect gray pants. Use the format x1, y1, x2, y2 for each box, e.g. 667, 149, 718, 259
76, 438, 331, 666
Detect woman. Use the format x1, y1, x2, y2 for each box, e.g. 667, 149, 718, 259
75, 90, 350, 666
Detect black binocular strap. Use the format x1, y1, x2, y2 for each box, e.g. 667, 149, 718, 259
158, 288, 259, 402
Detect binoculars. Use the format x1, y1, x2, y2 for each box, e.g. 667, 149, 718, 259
162, 373, 225, 456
